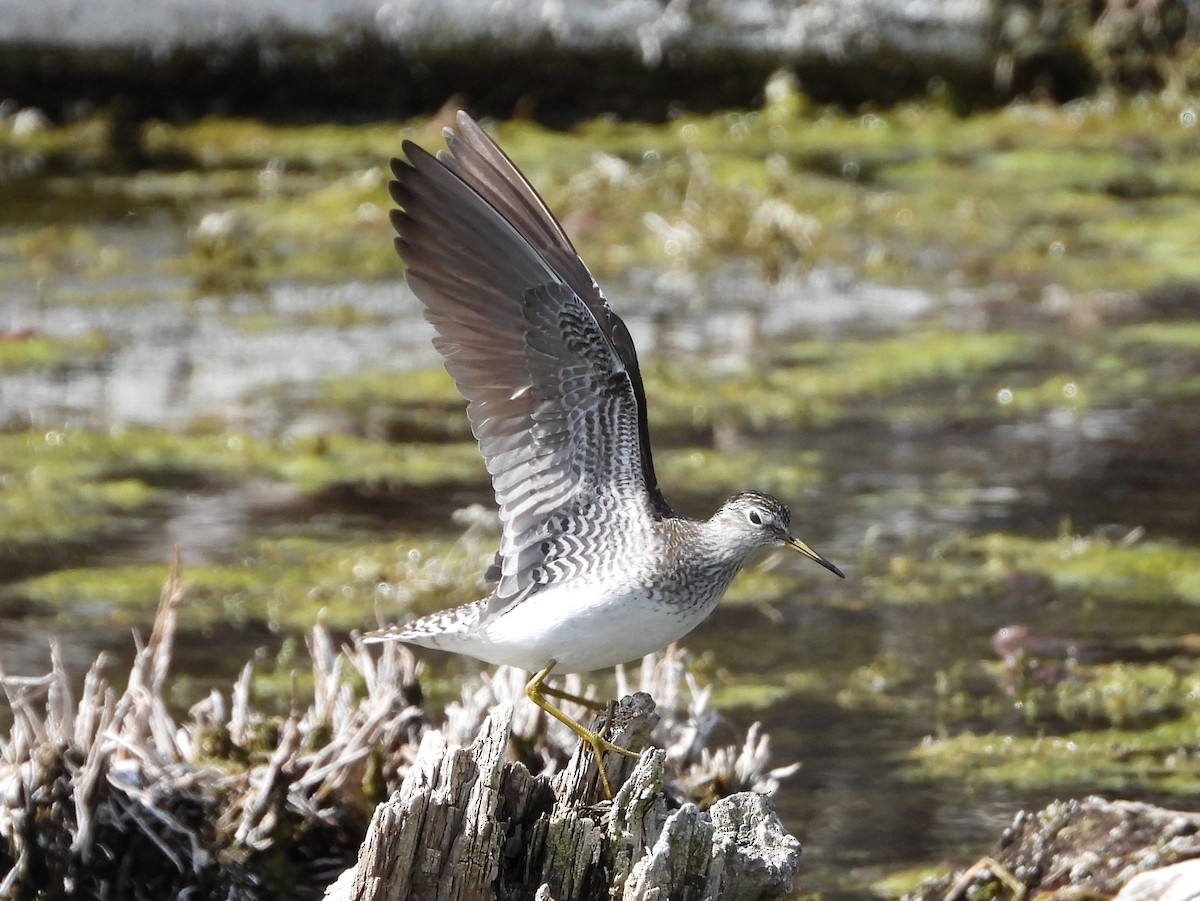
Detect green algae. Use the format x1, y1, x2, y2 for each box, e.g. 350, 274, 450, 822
0, 427, 485, 496
880, 531, 1200, 797
290, 320, 1158, 502
644, 329, 1035, 435
848, 524, 1200, 800
187, 208, 277, 296
229, 311, 285, 334
54, 285, 183, 309
863, 531, 1200, 607
903, 622, 1200, 797
0, 428, 256, 489
871, 866, 949, 898
977, 319, 1200, 415
0, 421, 494, 634
836, 650, 922, 714
1013, 662, 1192, 729
197, 168, 397, 286
0, 426, 487, 566
0, 331, 115, 371
7, 533, 491, 634
229, 303, 395, 335
969, 532, 1200, 605
6, 98, 1200, 291
0, 431, 165, 565
139, 117, 412, 172
801, 331, 1031, 410
269, 434, 483, 493
656, 447, 822, 500
1118, 320, 1200, 351
0, 476, 159, 550
0, 115, 115, 172
308, 327, 1038, 450
4, 224, 103, 276
910, 714, 1200, 794
504, 99, 1200, 290
294, 301, 395, 331
708, 668, 835, 711
315, 366, 463, 409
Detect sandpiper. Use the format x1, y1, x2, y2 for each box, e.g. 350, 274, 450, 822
366, 112, 843, 797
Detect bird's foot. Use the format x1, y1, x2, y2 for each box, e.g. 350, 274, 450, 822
527, 662, 644, 799
581, 700, 642, 798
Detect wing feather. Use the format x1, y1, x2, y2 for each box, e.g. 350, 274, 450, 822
390, 114, 669, 609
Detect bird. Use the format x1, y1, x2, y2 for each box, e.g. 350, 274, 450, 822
365, 111, 844, 798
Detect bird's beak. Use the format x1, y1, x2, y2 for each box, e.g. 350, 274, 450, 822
786, 536, 845, 578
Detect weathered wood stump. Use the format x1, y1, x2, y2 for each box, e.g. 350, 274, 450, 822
325, 696, 801, 901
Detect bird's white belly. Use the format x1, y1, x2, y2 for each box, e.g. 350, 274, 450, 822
474, 580, 716, 674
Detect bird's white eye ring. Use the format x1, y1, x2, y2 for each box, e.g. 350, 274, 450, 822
748, 509, 764, 526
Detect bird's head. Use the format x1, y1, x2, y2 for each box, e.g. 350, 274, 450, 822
714, 490, 844, 578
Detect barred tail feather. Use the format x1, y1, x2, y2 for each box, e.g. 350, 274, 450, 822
362, 599, 487, 647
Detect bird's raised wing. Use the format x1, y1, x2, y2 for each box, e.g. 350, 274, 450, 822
389, 112, 669, 610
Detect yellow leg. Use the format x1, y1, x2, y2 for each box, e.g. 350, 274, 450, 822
526, 660, 639, 799
539, 681, 606, 711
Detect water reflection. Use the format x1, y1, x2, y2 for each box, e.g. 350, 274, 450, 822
1, 281, 437, 428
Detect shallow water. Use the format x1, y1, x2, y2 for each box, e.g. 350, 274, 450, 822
3, 108, 1200, 900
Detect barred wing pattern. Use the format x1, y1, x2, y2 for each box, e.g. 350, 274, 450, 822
389, 114, 666, 614
436, 114, 668, 517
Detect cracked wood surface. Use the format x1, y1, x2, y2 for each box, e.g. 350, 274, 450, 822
325, 694, 801, 901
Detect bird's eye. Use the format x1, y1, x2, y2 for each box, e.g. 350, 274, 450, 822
748, 509, 764, 526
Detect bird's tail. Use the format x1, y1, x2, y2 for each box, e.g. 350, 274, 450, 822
361, 599, 484, 649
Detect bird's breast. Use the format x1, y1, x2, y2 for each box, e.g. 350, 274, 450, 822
476, 568, 727, 674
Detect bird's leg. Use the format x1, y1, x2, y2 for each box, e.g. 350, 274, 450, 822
539, 681, 606, 711
526, 661, 640, 799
